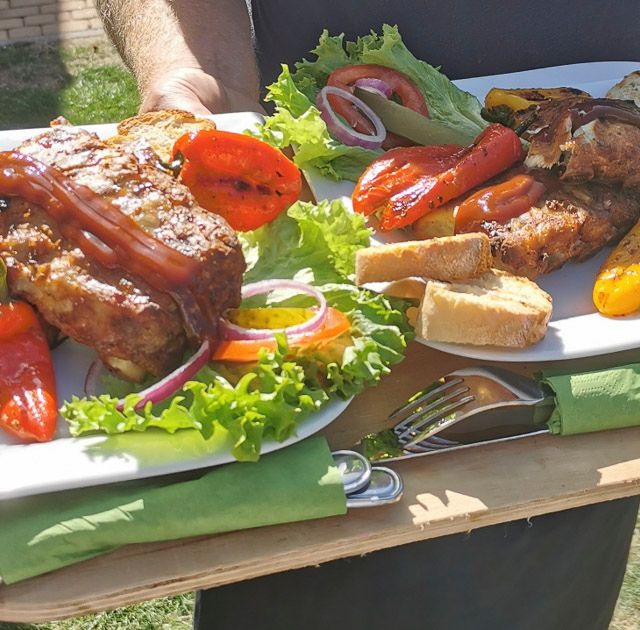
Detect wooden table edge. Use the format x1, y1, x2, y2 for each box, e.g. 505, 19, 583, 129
3, 344, 640, 623
1, 473, 639, 623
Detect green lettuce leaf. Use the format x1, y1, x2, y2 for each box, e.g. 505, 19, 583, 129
252, 25, 487, 182
242, 198, 370, 285
61, 200, 413, 461
62, 340, 327, 462
251, 65, 380, 181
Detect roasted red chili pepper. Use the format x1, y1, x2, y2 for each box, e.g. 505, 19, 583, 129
352, 124, 524, 231
173, 130, 302, 232
455, 174, 546, 232
352, 143, 462, 218
0, 259, 57, 442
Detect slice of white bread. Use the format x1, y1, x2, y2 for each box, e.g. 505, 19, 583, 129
416, 269, 552, 347
107, 109, 217, 163
606, 71, 640, 107
355, 233, 492, 285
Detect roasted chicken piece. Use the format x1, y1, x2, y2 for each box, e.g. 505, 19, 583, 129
562, 119, 640, 188
522, 97, 640, 188
461, 96, 640, 278
0, 121, 245, 381
477, 181, 640, 278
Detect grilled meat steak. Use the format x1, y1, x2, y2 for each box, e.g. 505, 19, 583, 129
458, 97, 640, 278
523, 97, 640, 187
468, 180, 640, 279
0, 122, 245, 381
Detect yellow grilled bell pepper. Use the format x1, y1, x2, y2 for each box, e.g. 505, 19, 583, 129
485, 87, 591, 112
593, 221, 640, 316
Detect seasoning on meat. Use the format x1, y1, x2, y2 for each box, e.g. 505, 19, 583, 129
475, 182, 640, 278
0, 122, 245, 381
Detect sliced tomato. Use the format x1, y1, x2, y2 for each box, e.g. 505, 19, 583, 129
212, 307, 351, 363
326, 64, 428, 149
173, 130, 302, 232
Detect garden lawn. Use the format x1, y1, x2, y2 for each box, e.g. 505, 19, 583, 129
0, 40, 138, 130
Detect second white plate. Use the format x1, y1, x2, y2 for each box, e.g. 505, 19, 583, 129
305, 61, 640, 362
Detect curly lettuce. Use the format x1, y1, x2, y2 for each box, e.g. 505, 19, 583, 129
61, 199, 413, 461
252, 24, 487, 181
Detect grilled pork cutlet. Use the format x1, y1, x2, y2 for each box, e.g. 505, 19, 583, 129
477, 181, 640, 278
0, 122, 245, 381
456, 97, 640, 278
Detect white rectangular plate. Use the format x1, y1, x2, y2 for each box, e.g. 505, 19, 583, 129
305, 61, 640, 363
0, 112, 351, 499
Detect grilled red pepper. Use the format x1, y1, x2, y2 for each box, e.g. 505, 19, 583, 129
352, 124, 524, 231
455, 174, 546, 232
173, 130, 302, 232
0, 260, 57, 442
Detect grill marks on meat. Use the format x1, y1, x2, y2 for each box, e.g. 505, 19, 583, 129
478, 182, 640, 278
0, 124, 245, 380
470, 97, 640, 278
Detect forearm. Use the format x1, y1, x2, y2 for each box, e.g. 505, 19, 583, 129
97, 0, 260, 109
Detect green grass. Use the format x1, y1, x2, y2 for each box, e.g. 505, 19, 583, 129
0, 37, 639, 630
0, 40, 139, 130
612, 524, 640, 629
0, 593, 194, 630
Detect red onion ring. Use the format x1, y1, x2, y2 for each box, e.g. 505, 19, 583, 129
84, 359, 104, 397
108, 339, 211, 411
316, 85, 387, 150
353, 78, 393, 99
219, 279, 328, 341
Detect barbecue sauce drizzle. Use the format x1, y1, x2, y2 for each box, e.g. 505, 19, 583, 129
0, 151, 215, 341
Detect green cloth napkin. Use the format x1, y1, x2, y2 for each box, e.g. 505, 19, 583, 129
0, 436, 346, 585
541, 363, 640, 436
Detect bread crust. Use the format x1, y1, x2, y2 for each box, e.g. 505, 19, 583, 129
107, 109, 217, 163
355, 233, 492, 285
416, 269, 552, 347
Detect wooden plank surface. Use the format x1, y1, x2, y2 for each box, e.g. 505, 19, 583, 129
1, 342, 640, 622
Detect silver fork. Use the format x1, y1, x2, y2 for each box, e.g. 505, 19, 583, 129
355, 367, 556, 462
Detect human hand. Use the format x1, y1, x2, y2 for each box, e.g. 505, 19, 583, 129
141, 67, 263, 115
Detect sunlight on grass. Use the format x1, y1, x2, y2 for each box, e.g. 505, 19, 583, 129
0, 593, 194, 630
58, 66, 139, 125
0, 41, 139, 130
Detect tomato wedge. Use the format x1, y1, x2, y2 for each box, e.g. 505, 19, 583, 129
173, 130, 302, 232
326, 64, 428, 149
352, 124, 524, 230
212, 307, 351, 363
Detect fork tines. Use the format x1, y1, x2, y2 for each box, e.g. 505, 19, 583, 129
390, 376, 476, 451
